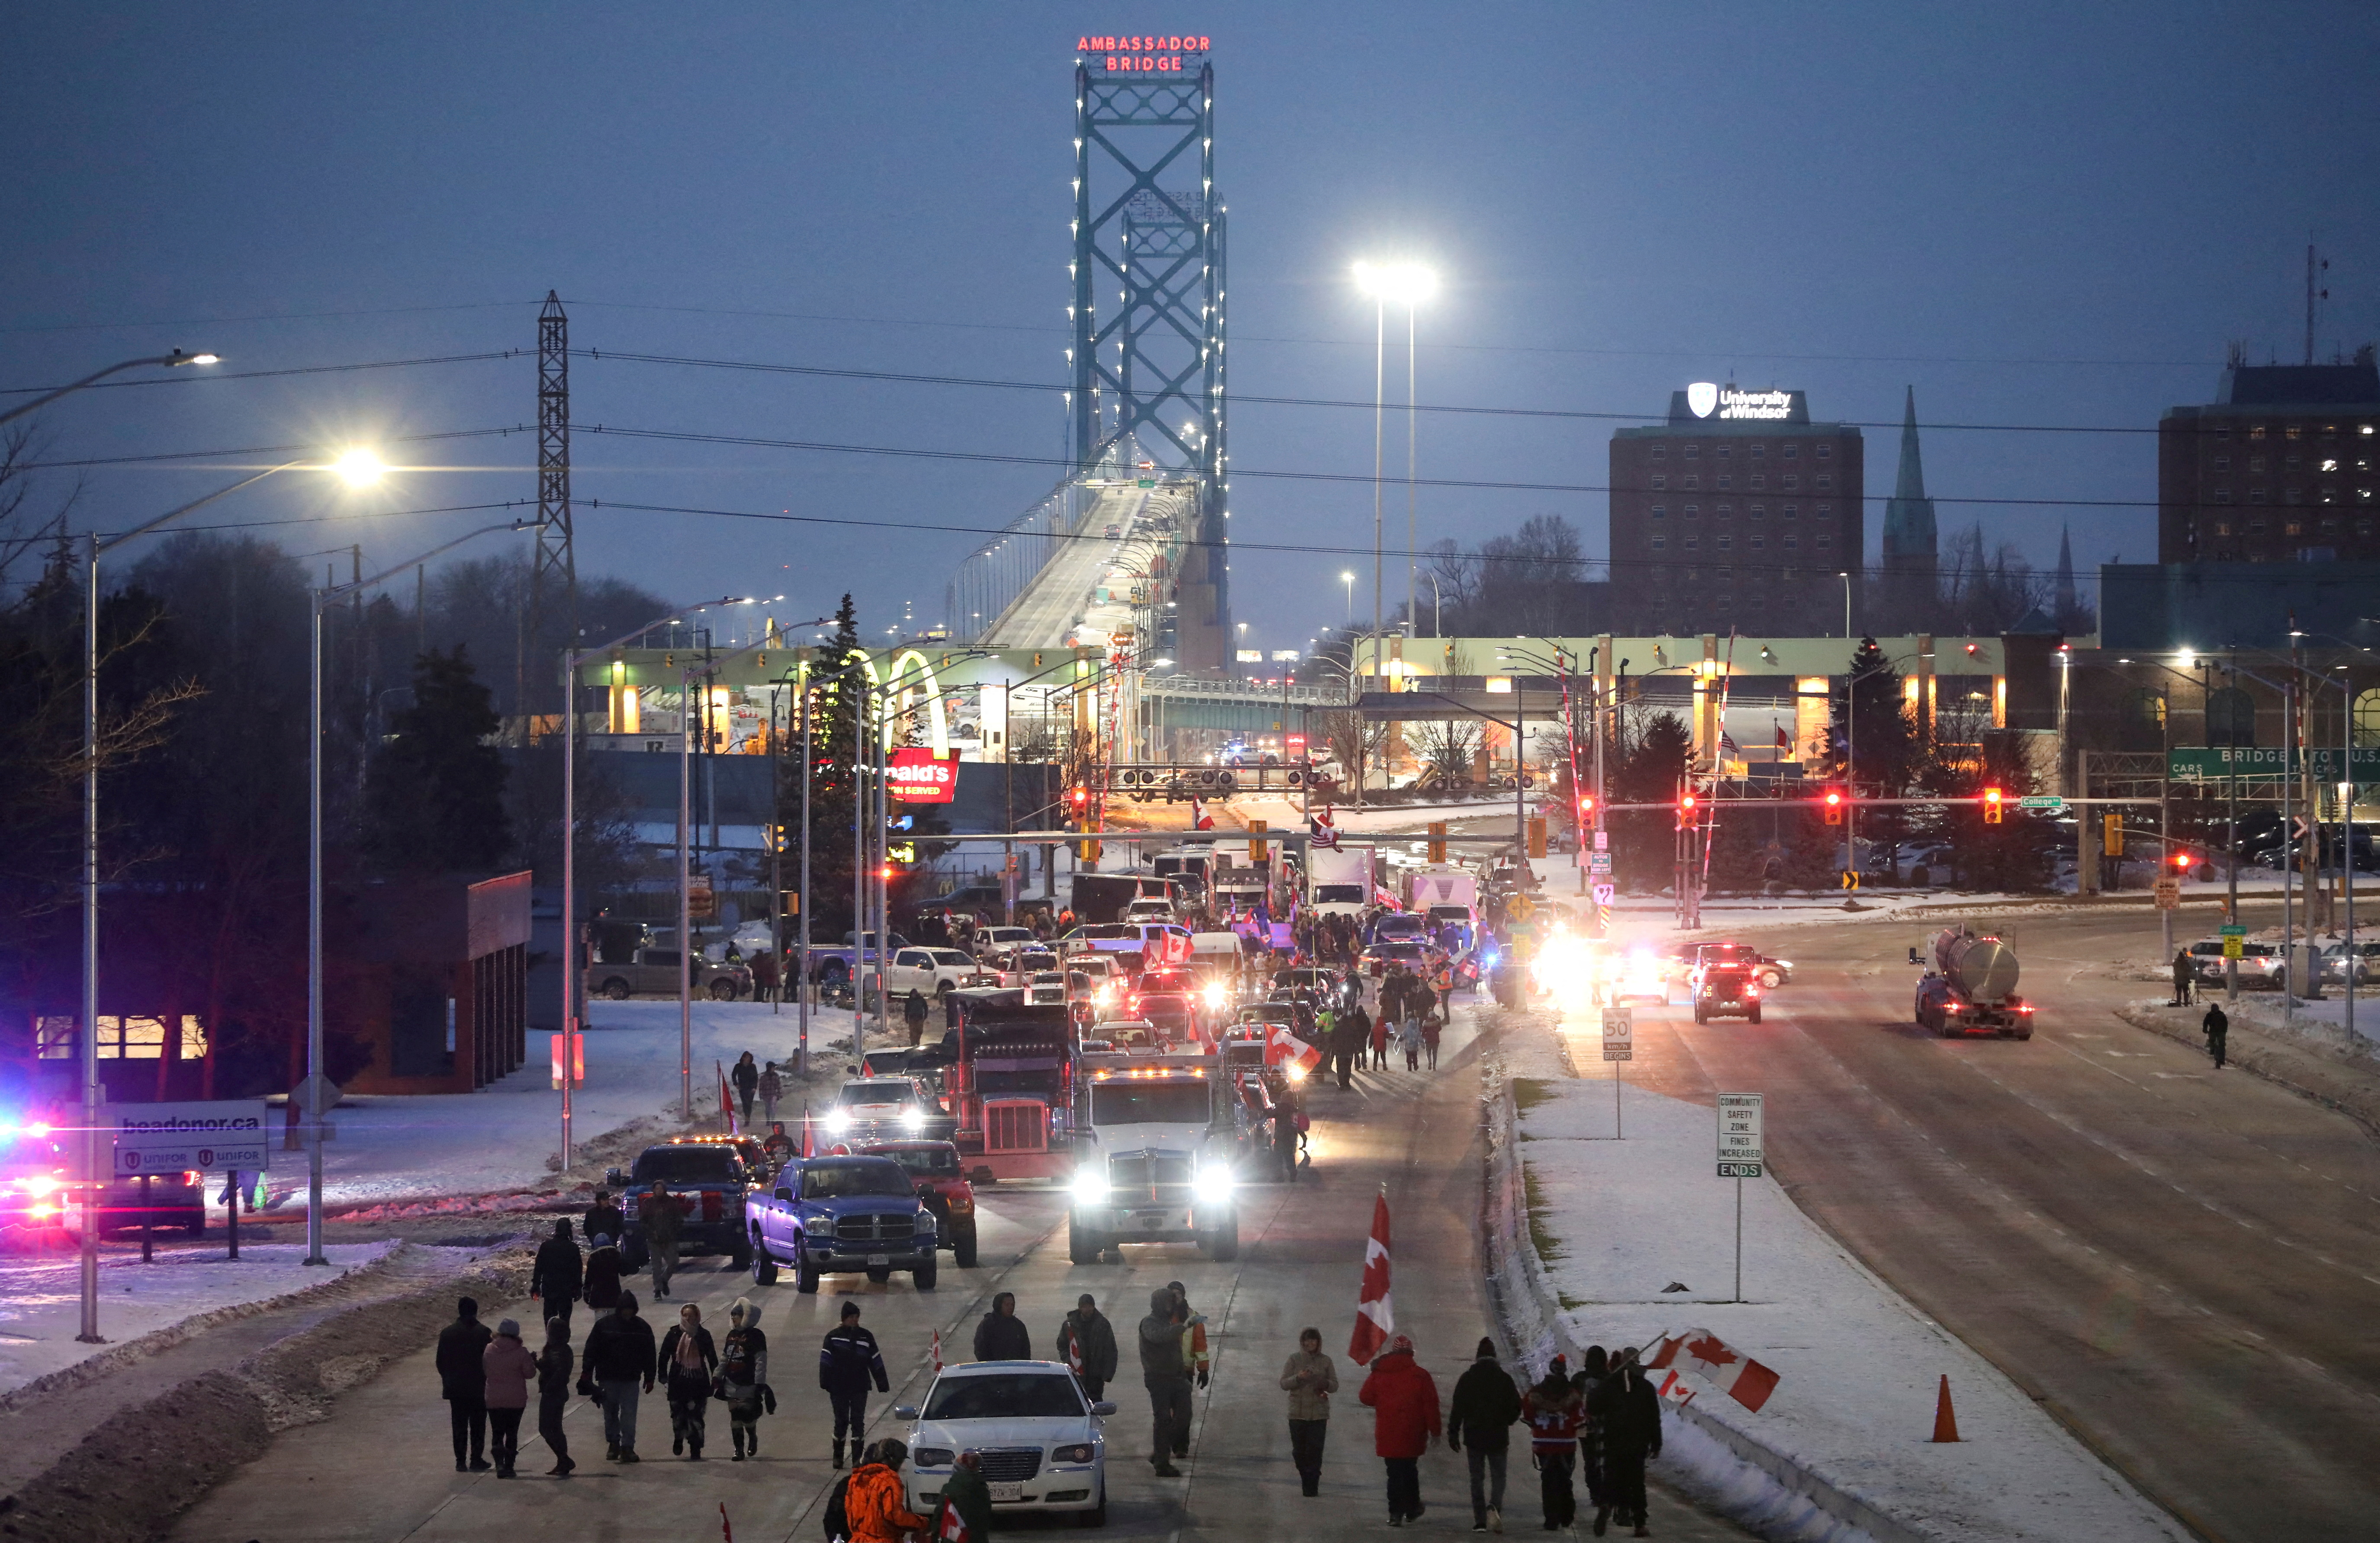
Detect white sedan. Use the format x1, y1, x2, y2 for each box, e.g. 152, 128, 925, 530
894, 1360, 1113, 1526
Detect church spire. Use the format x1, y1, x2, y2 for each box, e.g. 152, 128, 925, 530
1893, 384, 1927, 503
2055, 523, 2077, 616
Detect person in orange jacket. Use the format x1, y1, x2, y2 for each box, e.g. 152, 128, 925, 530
1359, 1333, 1442, 1527
846, 1437, 930, 1543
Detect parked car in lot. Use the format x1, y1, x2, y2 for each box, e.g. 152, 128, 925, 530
894, 1360, 1113, 1525
585, 947, 752, 1002
854, 1138, 980, 1267
746, 1153, 938, 1291
2189, 937, 2288, 991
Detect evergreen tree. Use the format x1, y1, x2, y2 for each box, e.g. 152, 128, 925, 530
1609, 711, 1691, 894
1830, 637, 1924, 874
363, 646, 511, 873
779, 595, 863, 936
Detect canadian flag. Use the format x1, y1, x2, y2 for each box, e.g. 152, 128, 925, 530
717, 1062, 737, 1133
1268, 1024, 1323, 1076
1190, 797, 1215, 831
800, 1103, 815, 1159
1349, 1189, 1394, 1363
1643, 1328, 1780, 1413
1654, 1369, 1697, 1408
937, 1495, 971, 1543
932, 1327, 944, 1371
1310, 806, 1341, 851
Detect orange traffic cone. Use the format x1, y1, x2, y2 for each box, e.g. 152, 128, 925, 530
1931, 1375, 1961, 1442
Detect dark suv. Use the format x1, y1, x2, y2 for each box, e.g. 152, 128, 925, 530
1693, 961, 1764, 1024
609, 1140, 761, 1269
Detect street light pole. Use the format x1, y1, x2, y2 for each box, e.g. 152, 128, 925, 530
1, 348, 215, 429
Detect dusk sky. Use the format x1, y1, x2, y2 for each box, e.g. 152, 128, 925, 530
7, 2, 2376, 654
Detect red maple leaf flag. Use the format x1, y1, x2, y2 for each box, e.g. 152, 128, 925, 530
1677, 1329, 1782, 1413
1268, 1024, 1323, 1076
937, 1495, 971, 1543
1349, 1189, 1394, 1363
1655, 1369, 1697, 1408
1190, 797, 1215, 831
717, 1061, 736, 1133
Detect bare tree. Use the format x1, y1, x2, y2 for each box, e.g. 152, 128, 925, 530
1410, 718, 1480, 790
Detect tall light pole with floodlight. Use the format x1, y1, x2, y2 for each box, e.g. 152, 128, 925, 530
1354, 261, 1437, 677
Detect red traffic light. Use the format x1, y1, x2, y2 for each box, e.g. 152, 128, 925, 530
2173, 851, 2193, 870
1982, 786, 2004, 825
1680, 792, 1697, 811
1577, 796, 1595, 815
1070, 786, 1088, 807
1823, 789, 1843, 808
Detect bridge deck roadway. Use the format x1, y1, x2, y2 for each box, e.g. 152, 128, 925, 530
982, 483, 1185, 651
171, 1009, 1750, 1543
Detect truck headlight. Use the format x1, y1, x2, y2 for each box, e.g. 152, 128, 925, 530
1072, 1169, 1110, 1204
901, 1107, 926, 1130
824, 1110, 852, 1134
1193, 1164, 1235, 1204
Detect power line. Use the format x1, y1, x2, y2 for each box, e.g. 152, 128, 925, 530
0, 301, 536, 336
576, 347, 2176, 436
19, 426, 525, 471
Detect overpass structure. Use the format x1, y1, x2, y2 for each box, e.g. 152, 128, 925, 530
945, 39, 1230, 670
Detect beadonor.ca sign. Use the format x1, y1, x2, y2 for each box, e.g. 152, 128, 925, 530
888, 747, 958, 804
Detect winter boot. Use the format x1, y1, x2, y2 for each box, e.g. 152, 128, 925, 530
606, 1443, 621, 1462
745, 1425, 758, 1456
731, 1428, 746, 1461
833, 1439, 846, 1469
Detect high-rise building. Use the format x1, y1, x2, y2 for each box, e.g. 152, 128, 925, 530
2158, 348, 2380, 563
1878, 387, 1938, 631
1608, 384, 1865, 636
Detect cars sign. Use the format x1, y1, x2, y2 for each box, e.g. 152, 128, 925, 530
888, 747, 958, 804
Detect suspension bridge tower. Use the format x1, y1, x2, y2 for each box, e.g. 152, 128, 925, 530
1071, 34, 1229, 670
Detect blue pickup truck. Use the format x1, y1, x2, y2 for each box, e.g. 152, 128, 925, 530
608, 1138, 763, 1271
746, 1153, 939, 1292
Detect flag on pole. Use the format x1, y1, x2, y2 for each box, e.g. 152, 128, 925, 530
1190, 797, 1215, 831
937, 1496, 971, 1543
1655, 1369, 1697, 1408
717, 1061, 737, 1133
1641, 1327, 1780, 1412
1349, 1188, 1393, 1363
1774, 721, 1791, 755
1719, 730, 1741, 763
720, 1502, 734, 1543
801, 1102, 815, 1158
932, 1327, 944, 1371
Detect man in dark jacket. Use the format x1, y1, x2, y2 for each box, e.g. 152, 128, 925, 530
904, 987, 930, 1047
529, 1219, 583, 1337
2171, 949, 2194, 1006
1447, 1337, 1522, 1531
583, 1190, 625, 1250
435, 1297, 495, 1472
581, 1291, 658, 1462
2203, 1001, 2229, 1069
640, 1179, 682, 1299
582, 1231, 624, 1310
1587, 1350, 1663, 1537
1137, 1287, 1191, 1476
1056, 1292, 1119, 1402
974, 1291, 1032, 1361
819, 1300, 891, 1468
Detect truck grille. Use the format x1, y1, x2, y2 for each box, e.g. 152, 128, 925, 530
1108, 1154, 1193, 1203
976, 1448, 1043, 1483
985, 1100, 1046, 1155
831, 1212, 915, 1243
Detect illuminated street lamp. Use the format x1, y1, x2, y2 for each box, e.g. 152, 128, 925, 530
1354, 261, 1438, 674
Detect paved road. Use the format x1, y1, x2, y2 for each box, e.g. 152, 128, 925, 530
984, 484, 1183, 650
173, 1011, 1751, 1543
1577, 900, 2380, 1543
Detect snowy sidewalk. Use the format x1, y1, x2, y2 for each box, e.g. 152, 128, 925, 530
280, 999, 866, 1212
0, 1241, 399, 1398
1494, 1060, 2187, 1543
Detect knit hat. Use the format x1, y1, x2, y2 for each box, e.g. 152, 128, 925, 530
589, 1232, 611, 1247
1386, 1334, 1414, 1356
496, 1319, 521, 1338
1475, 1337, 1497, 1359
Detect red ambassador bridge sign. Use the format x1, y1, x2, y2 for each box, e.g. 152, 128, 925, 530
1077, 32, 1210, 71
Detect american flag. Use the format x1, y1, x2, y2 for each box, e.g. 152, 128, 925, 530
1719, 731, 1741, 761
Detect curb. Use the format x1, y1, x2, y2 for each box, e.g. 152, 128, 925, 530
2115, 1002, 2380, 1142
1480, 1074, 1924, 1543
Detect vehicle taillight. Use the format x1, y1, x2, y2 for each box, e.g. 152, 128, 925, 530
2015, 1003, 2035, 1014
183, 1170, 202, 1185
1745, 987, 1760, 999
1943, 1002, 1962, 1012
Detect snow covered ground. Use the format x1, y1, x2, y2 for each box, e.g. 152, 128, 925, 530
1507, 1071, 2188, 1543
277, 999, 872, 1213
0, 1241, 398, 1397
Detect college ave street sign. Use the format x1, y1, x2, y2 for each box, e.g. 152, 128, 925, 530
2017, 796, 2065, 811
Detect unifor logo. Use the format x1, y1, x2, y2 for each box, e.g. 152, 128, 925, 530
1686, 382, 1719, 419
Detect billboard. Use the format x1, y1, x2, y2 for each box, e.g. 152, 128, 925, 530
888, 746, 958, 804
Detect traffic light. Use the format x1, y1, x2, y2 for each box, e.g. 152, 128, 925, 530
1068, 785, 1090, 826
1677, 791, 1697, 830
2103, 812, 2124, 857
1982, 786, 2004, 825
2172, 850, 2194, 875
1577, 795, 1595, 824
1823, 788, 1844, 826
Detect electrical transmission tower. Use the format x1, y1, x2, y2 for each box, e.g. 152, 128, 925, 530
1071, 46, 1229, 670
530, 290, 577, 728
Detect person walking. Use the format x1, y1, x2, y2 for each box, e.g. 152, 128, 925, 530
2171, 949, 2195, 1006
759, 1061, 784, 1127
820, 1301, 891, 1468
580, 1290, 658, 1462
1448, 1337, 1522, 1532
1359, 1333, 1442, 1527
535, 1316, 576, 1478
753, 947, 781, 1006
1399, 1011, 1423, 1072
718, 1296, 772, 1460
1423, 1009, 1444, 1072
658, 1302, 718, 1459
1587, 1350, 1662, 1537
482, 1318, 537, 1479
1521, 1356, 1584, 1531
641, 1179, 682, 1299
582, 1231, 624, 1311
847, 1438, 930, 1543
1348, 1003, 1374, 1073
904, 987, 930, 1048
1168, 1282, 1212, 1399
1057, 1293, 1119, 1402
529, 1218, 583, 1338
2203, 1000, 2229, 1070
583, 1190, 625, 1253
1570, 1347, 1610, 1520
1279, 1326, 1340, 1498
733, 1051, 761, 1127
436, 1297, 495, 1473
937, 1450, 996, 1542
974, 1291, 1032, 1360
1138, 1288, 1193, 1477
1370, 1008, 1391, 1073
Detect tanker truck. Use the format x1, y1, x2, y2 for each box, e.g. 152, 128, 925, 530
1912, 926, 2034, 1038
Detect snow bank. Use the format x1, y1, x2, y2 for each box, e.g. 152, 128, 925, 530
1495, 1075, 2187, 1543
272, 999, 865, 1212
0, 1241, 399, 1398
